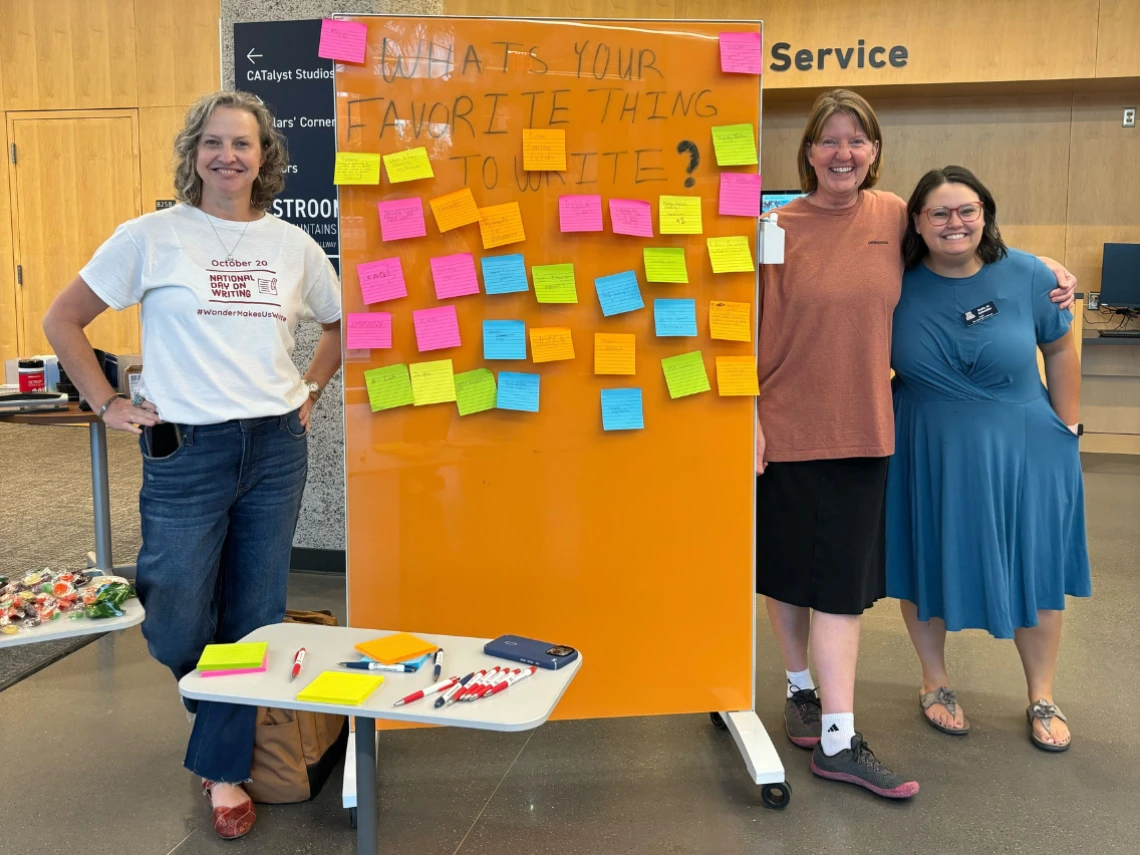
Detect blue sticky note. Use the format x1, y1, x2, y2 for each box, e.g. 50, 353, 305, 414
654, 298, 698, 336
483, 320, 527, 360
481, 254, 529, 294
594, 270, 644, 317
497, 372, 540, 412
601, 388, 644, 431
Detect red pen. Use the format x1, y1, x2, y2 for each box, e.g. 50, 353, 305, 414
450, 669, 486, 704
392, 676, 458, 707
485, 666, 536, 699
472, 667, 515, 700
291, 648, 306, 680
458, 667, 499, 702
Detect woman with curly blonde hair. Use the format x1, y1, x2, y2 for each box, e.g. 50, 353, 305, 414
43, 90, 342, 839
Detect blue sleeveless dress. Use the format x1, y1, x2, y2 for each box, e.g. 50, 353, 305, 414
886, 250, 1091, 638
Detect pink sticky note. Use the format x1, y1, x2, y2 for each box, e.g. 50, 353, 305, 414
378, 198, 427, 242
318, 19, 368, 64
345, 312, 392, 350
430, 253, 481, 299
719, 173, 762, 217
357, 257, 406, 304
720, 32, 763, 74
413, 305, 461, 352
559, 194, 604, 233
609, 198, 653, 238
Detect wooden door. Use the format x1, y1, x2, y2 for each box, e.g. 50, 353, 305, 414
8, 110, 142, 355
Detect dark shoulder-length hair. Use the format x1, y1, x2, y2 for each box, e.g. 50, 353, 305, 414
902, 165, 1007, 270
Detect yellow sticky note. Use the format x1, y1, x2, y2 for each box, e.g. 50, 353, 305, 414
429, 188, 480, 232
334, 152, 381, 185
595, 333, 636, 375
711, 123, 759, 166
522, 128, 567, 171
383, 147, 434, 183
709, 300, 752, 342
716, 355, 760, 396
410, 359, 456, 405
297, 671, 384, 706
659, 196, 703, 235
661, 351, 710, 399
707, 236, 754, 273
643, 248, 688, 284
532, 263, 578, 304
530, 327, 575, 363
478, 202, 526, 249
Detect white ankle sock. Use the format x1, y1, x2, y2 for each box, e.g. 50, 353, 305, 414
786, 668, 815, 698
821, 713, 855, 756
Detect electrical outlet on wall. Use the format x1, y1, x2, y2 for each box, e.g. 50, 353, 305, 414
1125, 108, 1137, 128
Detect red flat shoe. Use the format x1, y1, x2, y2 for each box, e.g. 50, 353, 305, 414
212, 801, 256, 839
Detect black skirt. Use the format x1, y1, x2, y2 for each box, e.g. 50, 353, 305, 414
756, 457, 889, 615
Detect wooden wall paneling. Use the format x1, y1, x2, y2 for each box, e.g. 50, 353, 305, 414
0, 0, 139, 110
0, 122, 17, 362
139, 106, 188, 213
134, 0, 221, 107
1096, 0, 1140, 79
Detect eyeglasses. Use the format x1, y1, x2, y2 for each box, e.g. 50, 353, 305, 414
921, 202, 983, 226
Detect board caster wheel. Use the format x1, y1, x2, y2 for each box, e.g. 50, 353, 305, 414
709, 712, 727, 730
760, 781, 791, 810
349, 807, 357, 828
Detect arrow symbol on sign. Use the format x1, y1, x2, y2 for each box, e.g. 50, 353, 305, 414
247, 48, 263, 64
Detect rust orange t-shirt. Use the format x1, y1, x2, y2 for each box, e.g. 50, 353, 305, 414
758, 190, 907, 462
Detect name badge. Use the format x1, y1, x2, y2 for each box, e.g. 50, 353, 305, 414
963, 301, 998, 326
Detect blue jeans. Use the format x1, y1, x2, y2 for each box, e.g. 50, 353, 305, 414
135, 409, 308, 783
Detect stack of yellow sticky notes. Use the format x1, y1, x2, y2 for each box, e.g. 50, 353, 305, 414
354, 632, 438, 665
297, 671, 385, 706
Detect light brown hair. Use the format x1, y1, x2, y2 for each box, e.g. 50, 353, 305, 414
796, 89, 884, 194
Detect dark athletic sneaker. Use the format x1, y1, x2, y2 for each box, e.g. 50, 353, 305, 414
810, 733, 919, 799
784, 686, 822, 748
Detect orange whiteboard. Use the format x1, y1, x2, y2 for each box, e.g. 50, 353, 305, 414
336, 17, 762, 719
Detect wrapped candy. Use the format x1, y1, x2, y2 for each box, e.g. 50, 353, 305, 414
0, 569, 137, 633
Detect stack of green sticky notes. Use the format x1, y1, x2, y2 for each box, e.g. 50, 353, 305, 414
297, 671, 385, 706
196, 641, 269, 675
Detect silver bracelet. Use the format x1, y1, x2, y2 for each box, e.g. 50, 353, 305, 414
97, 393, 123, 420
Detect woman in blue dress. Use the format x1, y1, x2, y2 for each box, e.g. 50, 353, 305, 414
886, 166, 1091, 752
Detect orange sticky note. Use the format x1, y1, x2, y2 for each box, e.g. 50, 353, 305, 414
716, 356, 760, 396
522, 129, 567, 171
478, 202, 526, 249
709, 300, 752, 342
594, 333, 636, 375
429, 188, 480, 232
353, 632, 438, 664
530, 327, 575, 363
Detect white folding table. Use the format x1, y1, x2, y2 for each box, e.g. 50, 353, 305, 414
0, 598, 144, 648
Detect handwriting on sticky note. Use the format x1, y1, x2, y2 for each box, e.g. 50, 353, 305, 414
661, 351, 710, 399
357, 257, 406, 304
654, 299, 698, 337
719, 173, 762, 217
383, 147, 434, 183
363, 364, 413, 412
483, 320, 527, 360
659, 196, 703, 235
410, 359, 456, 405
719, 31, 763, 74
601, 388, 644, 431
319, 18, 368, 63
716, 356, 760, 396
707, 236, 754, 273
643, 247, 688, 284
430, 253, 480, 299
496, 372, 540, 412
481, 254, 528, 294
711, 124, 758, 167
455, 368, 496, 416
378, 198, 426, 241
532, 263, 578, 303
413, 305, 461, 352
334, 152, 381, 185
709, 301, 753, 342
594, 270, 644, 317
595, 333, 636, 375
559, 194, 603, 233
478, 202, 526, 249
345, 312, 392, 350
530, 327, 575, 363
609, 198, 653, 237
429, 188, 480, 233
522, 129, 566, 172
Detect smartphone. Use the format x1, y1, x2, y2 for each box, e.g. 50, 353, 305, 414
143, 422, 182, 458
484, 634, 579, 670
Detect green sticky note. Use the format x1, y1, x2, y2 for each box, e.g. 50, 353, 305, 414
711, 123, 758, 166
661, 350, 711, 399
455, 368, 497, 416
364, 364, 413, 412
532, 263, 578, 303
410, 359, 457, 405
196, 641, 268, 671
643, 247, 689, 284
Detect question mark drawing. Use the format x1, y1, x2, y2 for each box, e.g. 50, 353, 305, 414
676, 141, 700, 188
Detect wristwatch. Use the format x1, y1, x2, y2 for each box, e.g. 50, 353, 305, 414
304, 380, 321, 399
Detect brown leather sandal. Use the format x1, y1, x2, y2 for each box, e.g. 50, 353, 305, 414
1027, 700, 1071, 753
920, 686, 970, 735
203, 781, 256, 839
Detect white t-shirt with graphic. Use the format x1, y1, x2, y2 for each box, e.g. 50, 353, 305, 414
81, 203, 341, 425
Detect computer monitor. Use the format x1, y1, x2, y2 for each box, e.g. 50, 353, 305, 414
761, 190, 805, 215
1100, 244, 1140, 308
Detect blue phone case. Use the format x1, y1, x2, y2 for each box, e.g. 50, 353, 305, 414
483, 634, 579, 670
